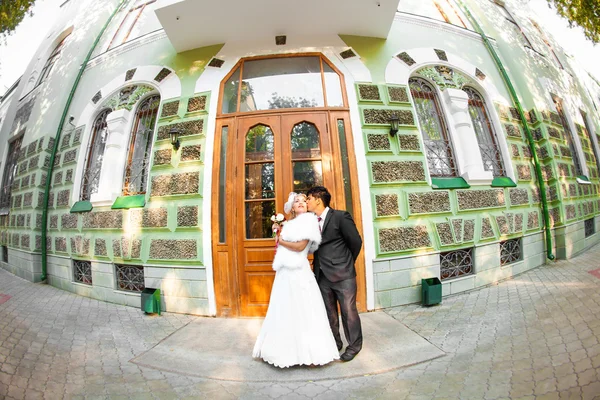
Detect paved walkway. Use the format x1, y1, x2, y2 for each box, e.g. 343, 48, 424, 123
2, 246, 600, 399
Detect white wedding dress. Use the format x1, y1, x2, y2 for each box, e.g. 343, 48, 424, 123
252, 212, 340, 368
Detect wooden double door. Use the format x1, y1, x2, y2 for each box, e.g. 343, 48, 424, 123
212, 111, 364, 317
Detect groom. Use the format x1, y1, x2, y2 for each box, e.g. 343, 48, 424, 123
306, 186, 363, 362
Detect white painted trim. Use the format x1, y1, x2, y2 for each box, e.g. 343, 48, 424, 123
85, 30, 168, 71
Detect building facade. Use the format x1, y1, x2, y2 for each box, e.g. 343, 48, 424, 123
0, 0, 599, 317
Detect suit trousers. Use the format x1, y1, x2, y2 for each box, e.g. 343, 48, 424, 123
317, 274, 363, 355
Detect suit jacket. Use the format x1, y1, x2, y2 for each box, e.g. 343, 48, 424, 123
313, 208, 362, 283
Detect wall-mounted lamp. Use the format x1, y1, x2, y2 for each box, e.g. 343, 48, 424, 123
169, 127, 181, 151
389, 113, 400, 137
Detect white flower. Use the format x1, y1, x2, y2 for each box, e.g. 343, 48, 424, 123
270, 215, 276, 222
276, 213, 285, 222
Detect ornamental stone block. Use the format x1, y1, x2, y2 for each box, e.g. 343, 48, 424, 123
367, 135, 390, 151
457, 189, 505, 210
177, 206, 198, 227
61, 214, 78, 229
130, 208, 168, 228
372, 161, 425, 183
154, 149, 171, 166
181, 145, 202, 162
95, 239, 107, 256
378, 226, 430, 252
150, 172, 199, 196
481, 218, 495, 239
509, 188, 529, 205
149, 239, 197, 259
83, 211, 123, 229
409, 191, 450, 214
375, 194, 399, 216
436, 223, 454, 245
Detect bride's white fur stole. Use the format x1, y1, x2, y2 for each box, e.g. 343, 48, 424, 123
272, 212, 322, 271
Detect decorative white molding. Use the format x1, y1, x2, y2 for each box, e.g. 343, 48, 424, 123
394, 12, 494, 44
85, 30, 168, 71
442, 88, 493, 185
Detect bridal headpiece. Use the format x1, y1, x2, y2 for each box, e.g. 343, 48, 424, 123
284, 192, 298, 214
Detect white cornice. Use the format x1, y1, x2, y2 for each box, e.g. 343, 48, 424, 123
85, 30, 168, 71
394, 12, 497, 46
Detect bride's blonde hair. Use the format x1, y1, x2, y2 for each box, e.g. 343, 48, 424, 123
284, 192, 307, 219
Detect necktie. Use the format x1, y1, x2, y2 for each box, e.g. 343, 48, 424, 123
317, 216, 322, 232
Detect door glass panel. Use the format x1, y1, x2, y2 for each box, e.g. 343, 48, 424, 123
290, 122, 322, 192
245, 201, 276, 239
245, 163, 275, 199
337, 119, 354, 216
291, 122, 321, 158
222, 66, 241, 114
323, 61, 344, 107
239, 57, 324, 111
245, 123, 275, 239
218, 126, 228, 243
293, 161, 323, 193
245, 124, 274, 162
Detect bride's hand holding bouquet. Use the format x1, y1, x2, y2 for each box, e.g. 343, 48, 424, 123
270, 213, 285, 242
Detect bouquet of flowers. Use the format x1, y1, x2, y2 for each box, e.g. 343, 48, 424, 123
270, 213, 285, 238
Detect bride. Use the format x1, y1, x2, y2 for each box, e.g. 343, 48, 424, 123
252, 192, 340, 368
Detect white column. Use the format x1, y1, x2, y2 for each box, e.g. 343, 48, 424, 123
442, 88, 493, 185
91, 109, 131, 205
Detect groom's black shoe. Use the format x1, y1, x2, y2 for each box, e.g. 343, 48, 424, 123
340, 351, 357, 362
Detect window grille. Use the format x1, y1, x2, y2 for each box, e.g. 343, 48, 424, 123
37, 34, 70, 86
410, 77, 457, 177
73, 260, 92, 285
81, 109, 110, 200
440, 248, 473, 281
585, 218, 595, 238
0, 135, 23, 209
116, 264, 145, 292
464, 87, 505, 177
500, 238, 522, 266
492, 2, 535, 49
553, 97, 583, 176
122, 94, 160, 195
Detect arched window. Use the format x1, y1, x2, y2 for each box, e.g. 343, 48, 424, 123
81, 109, 111, 200
409, 77, 457, 177
123, 94, 160, 195
36, 33, 70, 87
464, 87, 505, 177
553, 96, 583, 176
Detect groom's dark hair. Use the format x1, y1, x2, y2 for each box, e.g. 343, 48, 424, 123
307, 186, 331, 208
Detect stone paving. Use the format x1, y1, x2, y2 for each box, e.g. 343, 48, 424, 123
2, 246, 600, 399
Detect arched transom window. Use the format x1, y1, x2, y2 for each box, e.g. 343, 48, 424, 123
409, 77, 457, 177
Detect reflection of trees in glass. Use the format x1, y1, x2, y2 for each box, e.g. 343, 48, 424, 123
245, 164, 275, 199
293, 161, 322, 192
246, 201, 276, 239
413, 97, 443, 141
245, 125, 274, 161
291, 122, 320, 158
268, 93, 318, 109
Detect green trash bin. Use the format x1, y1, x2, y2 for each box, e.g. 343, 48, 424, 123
141, 288, 161, 315
421, 277, 442, 306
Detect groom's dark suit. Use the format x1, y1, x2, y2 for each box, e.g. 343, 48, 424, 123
313, 208, 363, 357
